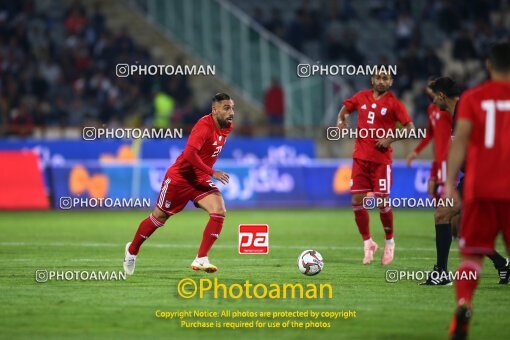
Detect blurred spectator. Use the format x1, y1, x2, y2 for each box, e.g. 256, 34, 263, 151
52, 96, 69, 127
395, 13, 414, 51
339, 29, 364, 64
453, 31, 478, 61
324, 11, 343, 61
369, 0, 396, 21
286, 9, 306, 51
252, 7, 265, 26
65, 6, 87, 35
339, 0, 358, 20
114, 26, 135, 55
175, 98, 201, 133
265, 8, 285, 39
264, 79, 285, 136
153, 92, 175, 129
7, 104, 34, 137
422, 48, 443, 76
437, 0, 461, 34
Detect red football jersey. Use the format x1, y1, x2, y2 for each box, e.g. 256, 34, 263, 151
416, 104, 452, 163
343, 89, 412, 164
414, 104, 438, 154
432, 109, 453, 164
457, 80, 510, 201
168, 114, 233, 185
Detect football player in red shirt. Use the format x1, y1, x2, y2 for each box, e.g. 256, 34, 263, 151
406, 78, 442, 198
337, 69, 415, 265
123, 93, 234, 274
415, 77, 509, 286
446, 42, 510, 339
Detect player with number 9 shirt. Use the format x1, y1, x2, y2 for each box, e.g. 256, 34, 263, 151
123, 93, 235, 275
337, 68, 415, 266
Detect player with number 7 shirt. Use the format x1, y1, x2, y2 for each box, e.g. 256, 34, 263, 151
336, 68, 415, 266
123, 93, 234, 275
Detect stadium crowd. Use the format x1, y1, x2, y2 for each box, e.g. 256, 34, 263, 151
1, 0, 508, 136
0, 0, 198, 137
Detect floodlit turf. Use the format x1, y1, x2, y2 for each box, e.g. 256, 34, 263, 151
0, 209, 508, 339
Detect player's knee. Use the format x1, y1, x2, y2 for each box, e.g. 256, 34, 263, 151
351, 194, 365, 205
434, 208, 451, 224
152, 207, 170, 224
209, 207, 226, 217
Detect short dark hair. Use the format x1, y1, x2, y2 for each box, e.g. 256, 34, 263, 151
429, 77, 461, 97
212, 93, 231, 103
489, 41, 510, 72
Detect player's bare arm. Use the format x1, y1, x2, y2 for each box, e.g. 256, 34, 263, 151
405, 150, 418, 167
445, 119, 472, 204
376, 122, 415, 149
336, 105, 350, 129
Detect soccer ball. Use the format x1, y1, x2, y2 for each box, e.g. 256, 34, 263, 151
297, 250, 324, 276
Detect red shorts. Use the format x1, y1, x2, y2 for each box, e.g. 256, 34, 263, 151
460, 200, 510, 255
350, 158, 392, 196
156, 176, 219, 215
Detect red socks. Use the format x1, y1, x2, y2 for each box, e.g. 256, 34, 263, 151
353, 204, 394, 241
197, 213, 225, 257
353, 204, 370, 240
379, 206, 394, 240
128, 213, 225, 257
455, 260, 481, 306
128, 214, 165, 255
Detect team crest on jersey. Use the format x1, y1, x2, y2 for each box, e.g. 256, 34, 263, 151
381, 108, 387, 116
219, 136, 223, 141
361, 104, 367, 110
165, 200, 171, 208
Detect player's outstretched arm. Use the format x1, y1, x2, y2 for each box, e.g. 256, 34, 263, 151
408, 121, 433, 166
405, 151, 417, 167
337, 106, 350, 129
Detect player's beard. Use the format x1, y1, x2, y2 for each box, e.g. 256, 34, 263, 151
373, 84, 389, 95
217, 116, 233, 129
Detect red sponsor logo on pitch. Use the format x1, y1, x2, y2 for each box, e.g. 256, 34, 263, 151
238, 224, 269, 254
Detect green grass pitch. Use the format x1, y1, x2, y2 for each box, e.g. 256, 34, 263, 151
1, 209, 507, 339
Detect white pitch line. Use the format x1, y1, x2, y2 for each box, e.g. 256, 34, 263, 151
0, 241, 456, 252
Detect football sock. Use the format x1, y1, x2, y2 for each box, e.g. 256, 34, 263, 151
385, 238, 394, 245
487, 251, 507, 269
435, 223, 452, 271
455, 260, 481, 306
379, 206, 394, 240
129, 214, 165, 255
197, 213, 225, 257
353, 204, 370, 241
